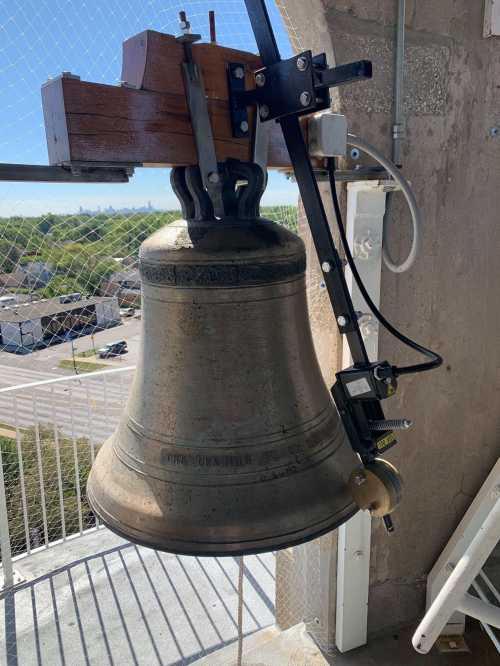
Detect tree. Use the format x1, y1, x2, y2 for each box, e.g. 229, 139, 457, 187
0, 238, 20, 273
39, 275, 86, 299
0, 427, 97, 557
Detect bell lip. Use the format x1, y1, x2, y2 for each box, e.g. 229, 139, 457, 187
87, 486, 358, 556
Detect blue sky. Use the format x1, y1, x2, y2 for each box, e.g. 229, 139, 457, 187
0, 0, 297, 216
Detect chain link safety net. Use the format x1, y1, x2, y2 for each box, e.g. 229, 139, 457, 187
0, 0, 337, 663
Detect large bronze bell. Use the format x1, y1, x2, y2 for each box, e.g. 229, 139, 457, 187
87, 164, 359, 555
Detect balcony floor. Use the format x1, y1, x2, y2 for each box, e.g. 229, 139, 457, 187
0, 529, 275, 666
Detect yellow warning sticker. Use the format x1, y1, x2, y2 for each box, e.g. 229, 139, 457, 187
376, 432, 397, 451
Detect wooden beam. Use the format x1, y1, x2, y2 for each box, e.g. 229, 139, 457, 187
42, 31, 293, 169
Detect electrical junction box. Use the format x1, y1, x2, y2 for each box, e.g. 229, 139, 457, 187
308, 112, 347, 158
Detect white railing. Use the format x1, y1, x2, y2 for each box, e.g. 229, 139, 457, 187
412, 457, 500, 654
0, 365, 136, 589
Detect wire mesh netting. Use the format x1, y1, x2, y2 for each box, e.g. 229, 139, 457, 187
0, 0, 339, 662
0, 0, 298, 356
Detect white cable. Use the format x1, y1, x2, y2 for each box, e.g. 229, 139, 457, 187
346, 133, 421, 274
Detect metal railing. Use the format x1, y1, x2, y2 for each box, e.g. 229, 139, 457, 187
0, 365, 136, 589
412, 457, 500, 654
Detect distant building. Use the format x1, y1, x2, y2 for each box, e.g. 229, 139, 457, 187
101, 269, 141, 307
0, 295, 120, 353
78, 202, 157, 215
20, 262, 53, 289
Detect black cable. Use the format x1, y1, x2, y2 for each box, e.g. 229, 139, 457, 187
326, 157, 442, 377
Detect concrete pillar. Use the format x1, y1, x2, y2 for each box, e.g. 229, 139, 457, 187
280, 0, 500, 638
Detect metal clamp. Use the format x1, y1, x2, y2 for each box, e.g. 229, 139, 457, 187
177, 20, 225, 217
233, 50, 371, 124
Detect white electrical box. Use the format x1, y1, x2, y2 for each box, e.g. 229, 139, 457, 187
484, 0, 500, 36
308, 113, 347, 158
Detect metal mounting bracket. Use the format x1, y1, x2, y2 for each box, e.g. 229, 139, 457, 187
234, 50, 371, 124
242, 0, 395, 465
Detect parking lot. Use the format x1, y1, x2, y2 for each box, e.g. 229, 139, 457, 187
0, 315, 142, 389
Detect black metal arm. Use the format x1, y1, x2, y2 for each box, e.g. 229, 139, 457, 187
242, 0, 397, 462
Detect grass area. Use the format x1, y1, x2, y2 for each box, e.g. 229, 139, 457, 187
76, 348, 97, 358
58, 359, 109, 373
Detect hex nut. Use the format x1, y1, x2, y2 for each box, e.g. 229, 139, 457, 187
255, 72, 266, 87
296, 56, 308, 71
300, 91, 312, 107
259, 105, 270, 120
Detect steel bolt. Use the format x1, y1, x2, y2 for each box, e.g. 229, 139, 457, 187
296, 56, 308, 71
321, 261, 331, 273
299, 91, 312, 107
239, 120, 249, 133
259, 105, 270, 120
233, 66, 245, 79
255, 72, 266, 87
208, 171, 220, 184
337, 315, 349, 327
353, 473, 366, 486
445, 562, 455, 573
354, 550, 364, 559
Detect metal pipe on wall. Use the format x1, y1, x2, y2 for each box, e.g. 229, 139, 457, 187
392, 0, 406, 165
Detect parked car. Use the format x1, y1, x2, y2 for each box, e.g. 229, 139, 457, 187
98, 340, 128, 358
59, 292, 82, 304
120, 307, 135, 317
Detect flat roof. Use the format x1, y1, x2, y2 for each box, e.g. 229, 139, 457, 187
0, 296, 116, 324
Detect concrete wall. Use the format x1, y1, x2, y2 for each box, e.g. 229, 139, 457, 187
282, 0, 500, 636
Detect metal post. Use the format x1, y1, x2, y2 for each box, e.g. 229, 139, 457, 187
0, 442, 14, 590
392, 0, 406, 165
336, 181, 389, 652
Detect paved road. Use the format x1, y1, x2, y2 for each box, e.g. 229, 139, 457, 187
0, 318, 142, 441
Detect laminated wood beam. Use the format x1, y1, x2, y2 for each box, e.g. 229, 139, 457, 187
42, 31, 294, 169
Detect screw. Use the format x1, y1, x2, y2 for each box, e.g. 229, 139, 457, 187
259, 105, 270, 120
208, 171, 220, 184
296, 56, 308, 71
255, 72, 266, 87
239, 120, 249, 133
492, 484, 500, 499
354, 550, 364, 559
337, 315, 349, 327
299, 91, 312, 107
490, 127, 499, 137
353, 473, 366, 486
321, 261, 331, 273
445, 562, 455, 573
233, 66, 245, 79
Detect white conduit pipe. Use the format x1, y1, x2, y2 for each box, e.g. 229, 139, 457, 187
347, 133, 421, 274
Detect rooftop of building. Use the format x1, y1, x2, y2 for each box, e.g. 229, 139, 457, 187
0, 295, 116, 323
